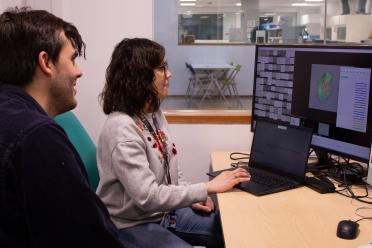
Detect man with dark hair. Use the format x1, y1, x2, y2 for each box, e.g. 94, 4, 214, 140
0, 8, 124, 247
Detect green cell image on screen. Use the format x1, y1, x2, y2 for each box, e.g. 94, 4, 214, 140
317, 72, 333, 99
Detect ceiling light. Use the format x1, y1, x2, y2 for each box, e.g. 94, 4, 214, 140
181, 3, 196, 6
292, 3, 309, 6
236, 3, 242, 6
264, 13, 276, 16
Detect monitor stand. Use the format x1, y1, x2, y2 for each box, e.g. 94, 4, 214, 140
308, 150, 365, 184
307, 149, 333, 172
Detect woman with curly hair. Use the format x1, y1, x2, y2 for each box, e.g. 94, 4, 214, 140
97, 38, 250, 248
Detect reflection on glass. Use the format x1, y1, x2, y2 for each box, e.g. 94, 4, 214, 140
179, 14, 223, 44
176, 0, 372, 44
155, 0, 372, 111
177, 0, 328, 45
327, 0, 372, 43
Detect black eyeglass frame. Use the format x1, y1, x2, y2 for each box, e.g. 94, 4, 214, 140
155, 62, 169, 73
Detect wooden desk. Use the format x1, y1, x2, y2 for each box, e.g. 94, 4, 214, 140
211, 152, 372, 248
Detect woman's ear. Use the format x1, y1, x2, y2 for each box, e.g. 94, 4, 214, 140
38, 51, 53, 77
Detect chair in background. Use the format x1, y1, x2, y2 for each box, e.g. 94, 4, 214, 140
54, 111, 100, 191
218, 63, 243, 108
185, 62, 210, 106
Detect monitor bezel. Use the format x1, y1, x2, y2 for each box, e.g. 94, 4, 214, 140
251, 44, 372, 163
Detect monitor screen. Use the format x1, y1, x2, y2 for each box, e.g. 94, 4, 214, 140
259, 16, 273, 30
252, 44, 372, 162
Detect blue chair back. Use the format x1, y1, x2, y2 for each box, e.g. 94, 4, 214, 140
54, 112, 99, 191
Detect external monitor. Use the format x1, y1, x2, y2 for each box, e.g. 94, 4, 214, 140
259, 16, 273, 30
252, 44, 372, 163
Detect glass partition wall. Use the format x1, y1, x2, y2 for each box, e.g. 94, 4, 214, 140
155, 0, 372, 111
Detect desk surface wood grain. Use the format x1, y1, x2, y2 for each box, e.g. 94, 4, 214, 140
211, 151, 372, 248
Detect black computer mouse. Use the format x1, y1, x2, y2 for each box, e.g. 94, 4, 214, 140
336, 220, 359, 239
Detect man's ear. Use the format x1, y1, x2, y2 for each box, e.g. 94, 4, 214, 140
38, 51, 53, 76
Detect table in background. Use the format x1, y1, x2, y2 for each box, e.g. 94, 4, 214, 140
211, 151, 372, 248
190, 63, 233, 107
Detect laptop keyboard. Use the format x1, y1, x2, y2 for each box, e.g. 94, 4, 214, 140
249, 168, 293, 187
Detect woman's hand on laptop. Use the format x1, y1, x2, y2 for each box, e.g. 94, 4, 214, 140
206, 168, 251, 194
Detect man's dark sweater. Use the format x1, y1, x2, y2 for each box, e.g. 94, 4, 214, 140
0, 84, 124, 247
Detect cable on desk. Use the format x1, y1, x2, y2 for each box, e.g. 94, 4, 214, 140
310, 157, 372, 204
335, 179, 372, 204
355, 206, 372, 222
338, 199, 372, 225
229, 152, 249, 160
315, 157, 366, 185
229, 152, 249, 168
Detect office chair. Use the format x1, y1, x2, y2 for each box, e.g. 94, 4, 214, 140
219, 63, 243, 108
54, 111, 100, 191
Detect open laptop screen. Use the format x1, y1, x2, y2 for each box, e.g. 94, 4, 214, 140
250, 120, 313, 182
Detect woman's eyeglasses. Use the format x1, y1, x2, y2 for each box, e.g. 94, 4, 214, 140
156, 62, 169, 73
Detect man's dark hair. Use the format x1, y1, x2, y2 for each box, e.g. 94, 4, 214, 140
0, 7, 85, 86
100, 38, 165, 116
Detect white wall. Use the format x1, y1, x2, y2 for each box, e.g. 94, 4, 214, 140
0, 0, 22, 11
59, 0, 154, 143
170, 123, 253, 183
0, 0, 56, 13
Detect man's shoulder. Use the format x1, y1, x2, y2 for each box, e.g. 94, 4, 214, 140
0, 86, 53, 137
2, 109, 54, 135
0, 106, 63, 153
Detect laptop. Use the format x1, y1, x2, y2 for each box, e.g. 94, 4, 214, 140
208, 119, 313, 196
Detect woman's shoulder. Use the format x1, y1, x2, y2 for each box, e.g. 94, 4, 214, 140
101, 112, 143, 140
106, 111, 133, 124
